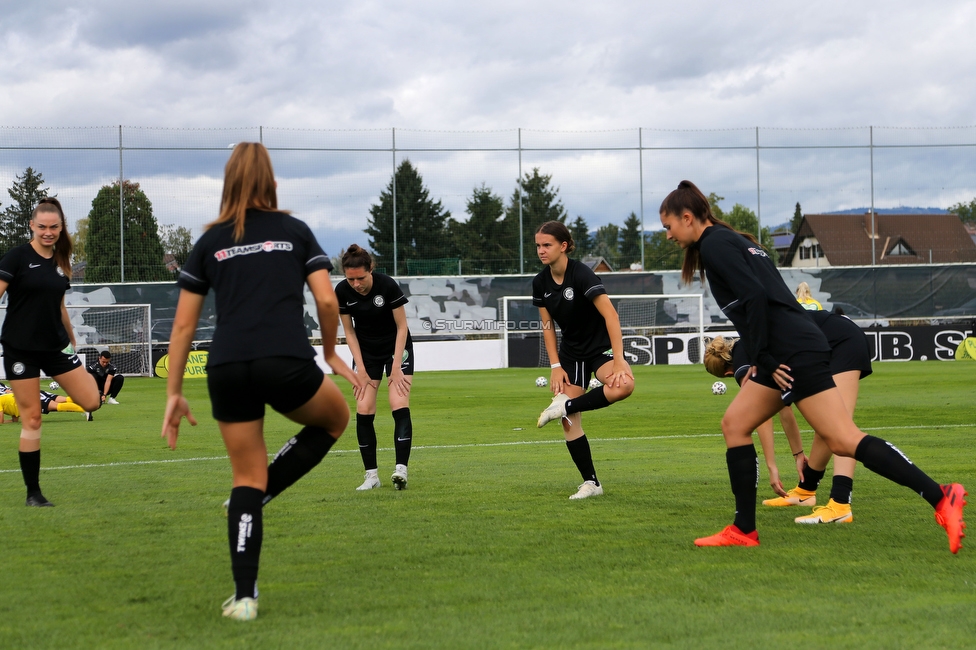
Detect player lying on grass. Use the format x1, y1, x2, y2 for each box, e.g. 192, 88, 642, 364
0, 391, 92, 423
534, 221, 635, 500
661, 179, 966, 551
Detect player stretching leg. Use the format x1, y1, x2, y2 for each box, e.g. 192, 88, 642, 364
661, 180, 965, 551
533, 221, 634, 499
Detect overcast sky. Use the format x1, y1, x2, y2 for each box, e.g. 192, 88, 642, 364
2, 1, 975, 251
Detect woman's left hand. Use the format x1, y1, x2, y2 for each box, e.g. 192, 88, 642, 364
603, 359, 634, 389
768, 463, 787, 497
772, 364, 793, 391
388, 366, 411, 397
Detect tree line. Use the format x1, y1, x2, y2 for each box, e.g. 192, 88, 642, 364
0, 167, 192, 282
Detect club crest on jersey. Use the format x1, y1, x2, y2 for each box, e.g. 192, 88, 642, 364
563, 287, 575, 300
214, 241, 293, 261
748, 247, 770, 259
373, 295, 385, 307
12, 362, 25, 375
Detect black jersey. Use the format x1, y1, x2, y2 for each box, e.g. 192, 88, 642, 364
693, 226, 829, 373
532, 258, 611, 360
730, 340, 751, 386
178, 209, 333, 366
336, 272, 411, 356
0, 243, 70, 351
87, 360, 119, 389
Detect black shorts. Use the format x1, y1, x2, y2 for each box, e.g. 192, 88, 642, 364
207, 356, 324, 423
358, 343, 415, 382
749, 351, 836, 406
560, 350, 614, 389
829, 336, 873, 379
2, 344, 83, 380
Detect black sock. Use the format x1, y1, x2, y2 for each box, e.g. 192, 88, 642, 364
264, 426, 338, 503
392, 408, 412, 466
566, 435, 598, 485
19, 450, 41, 496
227, 486, 264, 600
565, 386, 611, 415
727, 444, 758, 534
829, 475, 854, 505
798, 466, 826, 492
356, 414, 378, 471
854, 435, 943, 508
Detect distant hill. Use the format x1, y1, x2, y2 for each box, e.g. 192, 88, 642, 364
825, 207, 950, 215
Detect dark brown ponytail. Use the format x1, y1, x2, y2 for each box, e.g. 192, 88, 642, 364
659, 180, 758, 285
341, 243, 374, 271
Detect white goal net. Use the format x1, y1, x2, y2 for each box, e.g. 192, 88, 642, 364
0, 304, 153, 377
501, 294, 705, 367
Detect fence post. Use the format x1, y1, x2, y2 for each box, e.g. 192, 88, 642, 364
755, 126, 761, 242
639, 127, 645, 271
118, 125, 125, 282
870, 125, 876, 266
518, 128, 523, 274
392, 127, 397, 276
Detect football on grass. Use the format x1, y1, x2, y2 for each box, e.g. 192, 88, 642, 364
535, 376, 548, 387
711, 381, 727, 395
48, 381, 60, 391
588, 377, 602, 390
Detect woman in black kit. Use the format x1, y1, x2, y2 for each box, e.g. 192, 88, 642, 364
336, 244, 415, 491
0, 197, 100, 507
161, 143, 362, 621
660, 180, 965, 551
534, 221, 634, 499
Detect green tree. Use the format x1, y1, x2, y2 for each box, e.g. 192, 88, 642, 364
449, 183, 515, 274
568, 216, 594, 259
72, 217, 89, 264
86, 180, 170, 282
365, 159, 453, 274
159, 224, 193, 275
593, 223, 620, 269
707, 192, 725, 220
619, 212, 643, 269
504, 168, 568, 272
791, 202, 804, 233
948, 198, 976, 225
643, 230, 682, 271
0, 167, 50, 257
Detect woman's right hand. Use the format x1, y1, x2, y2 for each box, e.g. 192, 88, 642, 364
550, 367, 570, 396
767, 463, 788, 497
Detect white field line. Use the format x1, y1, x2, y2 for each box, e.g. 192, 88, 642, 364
1, 423, 973, 474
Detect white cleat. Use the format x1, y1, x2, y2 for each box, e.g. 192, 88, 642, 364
106, 397, 119, 405
221, 595, 258, 621
392, 464, 408, 490
357, 471, 381, 491
537, 393, 570, 428
569, 480, 604, 500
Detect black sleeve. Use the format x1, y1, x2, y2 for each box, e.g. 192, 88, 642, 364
384, 276, 408, 309
0, 247, 22, 283
178, 235, 211, 295
335, 282, 351, 314
575, 264, 607, 301
299, 222, 333, 275
704, 235, 779, 373
531, 274, 545, 307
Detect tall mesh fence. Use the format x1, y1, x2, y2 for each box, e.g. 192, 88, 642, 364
0, 126, 974, 279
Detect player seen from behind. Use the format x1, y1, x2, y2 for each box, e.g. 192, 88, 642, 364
534, 221, 635, 499
660, 179, 966, 551
161, 142, 362, 622
336, 244, 415, 491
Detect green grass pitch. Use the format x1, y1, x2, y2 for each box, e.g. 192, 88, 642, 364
0, 362, 973, 649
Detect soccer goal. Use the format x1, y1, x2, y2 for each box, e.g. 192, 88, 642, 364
0, 304, 153, 377
500, 294, 705, 368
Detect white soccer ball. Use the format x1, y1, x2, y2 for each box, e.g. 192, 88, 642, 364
535, 376, 548, 387
588, 377, 603, 390
711, 381, 727, 395
48, 381, 60, 391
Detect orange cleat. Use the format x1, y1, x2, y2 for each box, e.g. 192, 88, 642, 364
694, 525, 760, 547
935, 483, 967, 554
